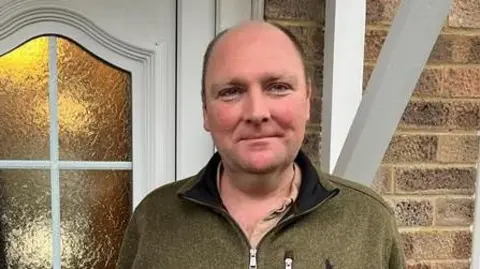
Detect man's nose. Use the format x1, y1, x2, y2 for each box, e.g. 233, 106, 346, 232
243, 88, 270, 124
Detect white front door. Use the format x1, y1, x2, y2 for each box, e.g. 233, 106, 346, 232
0, 0, 179, 268
0, 0, 260, 268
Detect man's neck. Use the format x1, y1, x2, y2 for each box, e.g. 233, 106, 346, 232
218, 163, 297, 241
219, 163, 295, 201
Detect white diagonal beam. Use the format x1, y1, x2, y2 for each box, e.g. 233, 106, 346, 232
332, 0, 453, 184
321, 0, 365, 173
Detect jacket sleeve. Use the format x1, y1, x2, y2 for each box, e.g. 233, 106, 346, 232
388, 217, 407, 269
115, 213, 140, 269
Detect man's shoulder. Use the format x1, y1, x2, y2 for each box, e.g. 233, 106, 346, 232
320, 171, 394, 216
134, 176, 195, 212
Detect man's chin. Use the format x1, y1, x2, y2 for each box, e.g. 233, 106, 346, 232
239, 154, 281, 174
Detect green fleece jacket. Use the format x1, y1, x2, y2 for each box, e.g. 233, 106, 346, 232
116, 151, 406, 269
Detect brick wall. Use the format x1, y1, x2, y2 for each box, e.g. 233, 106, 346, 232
265, 0, 480, 267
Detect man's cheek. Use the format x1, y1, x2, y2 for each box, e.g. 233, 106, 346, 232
212, 111, 237, 131
275, 107, 303, 126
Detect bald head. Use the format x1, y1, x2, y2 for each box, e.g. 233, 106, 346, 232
201, 21, 310, 106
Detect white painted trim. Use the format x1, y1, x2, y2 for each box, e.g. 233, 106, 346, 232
59, 161, 132, 170
0, 160, 133, 169
332, 0, 453, 186
251, 0, 265, 20
321, 0, 365, 174
0, 2, 174, 209
0, 161, 51, 169
215, 0, 254, 33
176, 0, 216, 180
47, 36, 61, 269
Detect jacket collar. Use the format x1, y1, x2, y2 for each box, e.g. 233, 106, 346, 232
177, 150, 339, 214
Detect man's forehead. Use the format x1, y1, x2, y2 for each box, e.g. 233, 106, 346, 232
211, 21, 300, 58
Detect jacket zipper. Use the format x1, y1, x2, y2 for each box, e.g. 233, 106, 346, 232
249, 248, 257, 269
181, 188, 339, 268
284, 257, 293, 269
284, 250, 294, 269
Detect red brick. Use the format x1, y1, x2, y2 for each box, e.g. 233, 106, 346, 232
402, 230, 471, 259
383, 135, 438, 163
264, 0, 325, 22
364, 67, 442, 97
309, 97, 322, 125
449, 0, 480, 28
364, 29, 387, 62
392, 199, 433, 226
436, 198, 474, 226
371, 165, 393, 194
437, 135, 480, 163
366, 0, 401, 24
443, 68, 480, 97
395, 167, 476, 194
302, 131, 321, 164
399, 101, 449, 129
448, 101, 480, 130
282, 25, 324, 62
429, 35, 480, 64
310, 63, 323, 98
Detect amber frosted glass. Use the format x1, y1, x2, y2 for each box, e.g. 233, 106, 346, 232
0, 170, 51, 269
0, 37, 50, 160
57, 37, 132, 162
60, 170, 132, 269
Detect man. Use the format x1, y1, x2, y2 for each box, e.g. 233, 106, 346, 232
116, 21, 406, 269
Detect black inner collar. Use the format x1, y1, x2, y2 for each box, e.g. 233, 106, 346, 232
181, 150, 336, 214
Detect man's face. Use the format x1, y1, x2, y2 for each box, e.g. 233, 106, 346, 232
203, 23, 311, 173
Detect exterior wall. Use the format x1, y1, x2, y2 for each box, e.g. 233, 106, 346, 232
265, 0, 480, 267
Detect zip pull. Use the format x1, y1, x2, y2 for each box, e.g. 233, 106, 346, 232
284, 250, 294, 269
249, 249, 257, 269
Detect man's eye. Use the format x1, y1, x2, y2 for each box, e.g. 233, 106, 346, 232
269, 84, 291, 94
218, 87, 242, 100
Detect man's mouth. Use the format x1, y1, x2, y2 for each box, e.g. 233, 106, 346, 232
239, 134, 282, 141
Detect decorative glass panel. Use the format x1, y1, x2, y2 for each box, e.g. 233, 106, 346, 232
60, 170, 132, 269
57, 37, 132, 162
0, 170, 51, 269
0, 37, 50, 160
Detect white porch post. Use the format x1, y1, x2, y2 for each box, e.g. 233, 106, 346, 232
332, 0, 453, 186
321, 0, 365, 174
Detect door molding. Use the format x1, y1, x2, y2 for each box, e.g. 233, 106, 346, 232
0, 0, 175, 208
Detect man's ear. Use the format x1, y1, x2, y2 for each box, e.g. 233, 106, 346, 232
306, 78, 312, 121
306, 77, 314, 99
203, 104, 211, 132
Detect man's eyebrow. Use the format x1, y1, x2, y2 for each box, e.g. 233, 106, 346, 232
212, 73, 298, 89
259, 74, 297, 85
